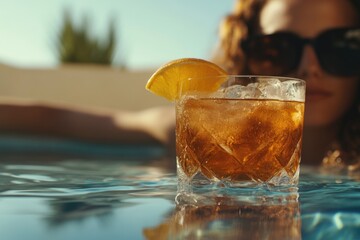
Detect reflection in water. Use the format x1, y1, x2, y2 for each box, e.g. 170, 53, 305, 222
47, 196, 120, 226
144, 198, 301, 240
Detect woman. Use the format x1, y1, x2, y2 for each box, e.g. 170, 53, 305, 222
214, 0, 360, 168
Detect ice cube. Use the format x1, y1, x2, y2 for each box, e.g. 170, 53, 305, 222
224, 83, 261, 99
209, 88, 226, 98
280, 80, 305, 101
257, 78, 282, 99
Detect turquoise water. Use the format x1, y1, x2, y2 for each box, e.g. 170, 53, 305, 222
0, 151, 360, 240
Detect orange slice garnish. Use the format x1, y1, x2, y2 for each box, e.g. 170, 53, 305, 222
145, 58, 227, 101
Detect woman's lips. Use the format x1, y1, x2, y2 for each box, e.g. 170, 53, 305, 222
306, 89, 332, 101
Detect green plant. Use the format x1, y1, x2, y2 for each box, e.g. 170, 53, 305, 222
56, 11, 116, 65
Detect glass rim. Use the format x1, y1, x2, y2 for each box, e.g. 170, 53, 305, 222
180, 74, 306, 102
186, 75, 306, 84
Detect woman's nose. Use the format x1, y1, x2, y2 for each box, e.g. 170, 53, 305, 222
296, 45, 324, 80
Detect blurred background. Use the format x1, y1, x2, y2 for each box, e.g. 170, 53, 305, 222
0, 0, 233, 110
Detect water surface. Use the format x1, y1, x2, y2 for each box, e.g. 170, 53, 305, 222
0, 153, 359, 240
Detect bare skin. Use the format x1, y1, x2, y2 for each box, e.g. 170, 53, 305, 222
0, 99, 175, 149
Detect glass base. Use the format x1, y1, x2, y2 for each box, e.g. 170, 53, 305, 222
176, 185, 299, 206
176, 161, 299, 206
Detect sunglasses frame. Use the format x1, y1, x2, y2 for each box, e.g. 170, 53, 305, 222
241, 27, 360, 77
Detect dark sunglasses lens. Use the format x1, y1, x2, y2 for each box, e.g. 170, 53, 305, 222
317, 28, 360, 76
243, 33, 301, 75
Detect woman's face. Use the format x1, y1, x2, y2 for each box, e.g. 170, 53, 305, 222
259, 0, 359, 127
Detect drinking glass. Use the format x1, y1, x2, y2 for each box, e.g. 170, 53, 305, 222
175, 75, 306, 204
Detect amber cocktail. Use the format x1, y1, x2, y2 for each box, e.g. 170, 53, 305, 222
175, 76, 305, 202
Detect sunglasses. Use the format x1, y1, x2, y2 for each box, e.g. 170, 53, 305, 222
241, 27, 360, 77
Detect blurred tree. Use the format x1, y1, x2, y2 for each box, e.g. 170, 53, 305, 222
56, 11, 118, 66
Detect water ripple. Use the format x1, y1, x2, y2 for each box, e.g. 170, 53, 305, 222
0, 160, 177, 200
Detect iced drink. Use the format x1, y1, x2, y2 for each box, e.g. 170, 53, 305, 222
175, 76, 305, 200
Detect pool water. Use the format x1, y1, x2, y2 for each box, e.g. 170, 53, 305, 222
0, 153, 360, 240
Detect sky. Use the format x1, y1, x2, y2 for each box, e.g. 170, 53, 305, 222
0, 0, 234, 70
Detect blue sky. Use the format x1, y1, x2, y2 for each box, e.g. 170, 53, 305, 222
0, 0, 234, 70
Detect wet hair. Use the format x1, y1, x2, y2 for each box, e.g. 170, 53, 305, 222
214, 0, 360, 164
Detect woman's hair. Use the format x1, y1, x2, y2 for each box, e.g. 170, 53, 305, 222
214, 0, 360, 163
214, 0, 268, 74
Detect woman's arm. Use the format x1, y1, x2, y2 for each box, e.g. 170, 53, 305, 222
0, 100, 175, 146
